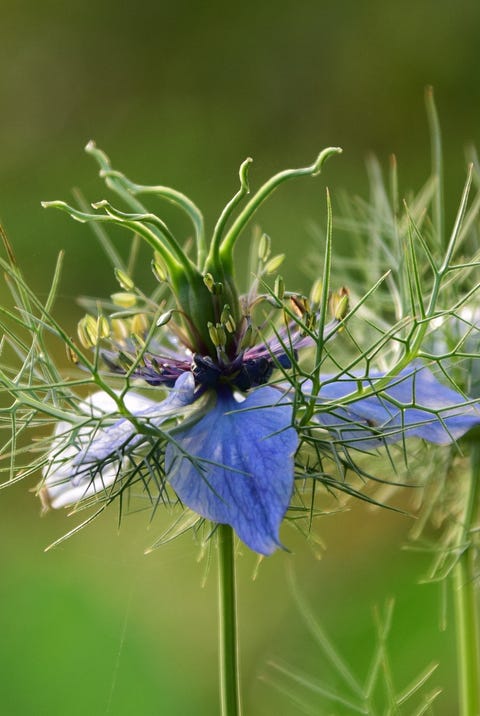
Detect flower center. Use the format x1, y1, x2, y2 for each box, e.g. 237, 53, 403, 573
191, 352, 292, 392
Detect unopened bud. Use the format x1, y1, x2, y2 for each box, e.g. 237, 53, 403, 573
131, 313, 148, 336
203, 273, 215, 292
111, 318, 129, 341
65, 342, 79, 364
156, 310, 174, 327
97, 314, 110, 339
111, 292, 137, 308
240, 324, 256, 349
274, 275, 285, 300
330, 287, 350, 321
264, 254, 285, 274
258, 233, 271, 262
310, 279, 323, 306
152, 253, 168, 282
203, 274, 223, 295
77, 314, 98, 348
220, 305, 236, 333
215, 322, 227, 347
114, 268, 135, 291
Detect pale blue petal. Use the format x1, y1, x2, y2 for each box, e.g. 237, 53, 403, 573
165, 386, 298, 555
44, 372, 195, 508
71, 371, 195, 467
314, 363, 480, 448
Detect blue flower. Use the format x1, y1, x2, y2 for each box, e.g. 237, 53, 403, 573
43, 330, 303, 554
40, 145, 480, 555
43, 350, 480, 555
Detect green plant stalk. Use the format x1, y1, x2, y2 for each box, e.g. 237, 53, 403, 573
217, 523, 241, 716
453, 444, 480, 716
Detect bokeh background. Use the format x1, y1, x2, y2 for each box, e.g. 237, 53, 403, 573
1, 1, 479, 713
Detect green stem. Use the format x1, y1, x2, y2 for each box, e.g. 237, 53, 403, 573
453, 444, 480, 716
217, 523, 241, 716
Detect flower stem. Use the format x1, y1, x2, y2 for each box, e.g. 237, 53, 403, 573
217, 523, 241, 716
453, 444, 480, 716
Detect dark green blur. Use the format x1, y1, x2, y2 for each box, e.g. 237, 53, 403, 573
1, 1, 478, 713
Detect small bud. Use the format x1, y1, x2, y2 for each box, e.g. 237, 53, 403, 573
310, 279, 323, 306
258, 233, 271, 262
274, 275, 285, 300
220, 305, 236, 333
215, 322, 227, 347
203, 273, 215, 292
111, 318, 129, 341
111, 292, 137, 308
156, 310, 174, 327
208, 322, 219, 347
224, 317, 236, 334
208, 322, 226, 348
65, 341, 79, 364
152, 252, 168, 282
131, 313, 148, 336
97, 315, 110, 339
114, 268, 135, 291
220, 304, 231, 323
264, 254, 285, 274
239, 324, 256, 349
78, 314, 100, 348
204, 274, 224, 295
330, 287, 350, 321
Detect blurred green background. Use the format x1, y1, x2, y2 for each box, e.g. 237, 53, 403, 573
1, 1, 479, 713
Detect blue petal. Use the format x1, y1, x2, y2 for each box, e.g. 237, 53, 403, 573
44, 372, 195, 508
314, 363, 480, 448
165, 386, 298, 555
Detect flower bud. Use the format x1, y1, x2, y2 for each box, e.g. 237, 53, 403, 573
111, 318, 129, 341
65, 342, 79, 364
156, 310, 174, 327
77, 314, 98, 348
97, 314, 110, 339
131, 313, 148, 336
111, 292, 137, 308
330, 287, 350, 321
258, 233, 271, 262
151, 252, 168, 282
240, 324, 256, 349
274, 275, 285, 300
264, 254, 285, 274
114, 268, 135, 291
310, 279, 323, 306
203, 273, 215, 292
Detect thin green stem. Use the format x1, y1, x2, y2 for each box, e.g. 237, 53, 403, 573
453, 444, 480, 716
217, 523, 241, 716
